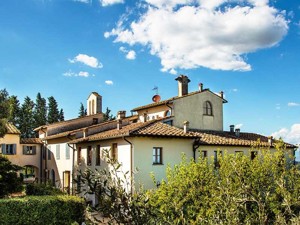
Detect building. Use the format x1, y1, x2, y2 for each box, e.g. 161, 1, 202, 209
0, 123, 43, 183
35, 75, 296, 195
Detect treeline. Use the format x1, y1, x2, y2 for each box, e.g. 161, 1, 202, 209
0, 89, 64, 138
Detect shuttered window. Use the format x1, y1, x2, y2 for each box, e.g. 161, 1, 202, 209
1, 144, 17, 155
56, 145, 60, 160
23, 146, 37, 155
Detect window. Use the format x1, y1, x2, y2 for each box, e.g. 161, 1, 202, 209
153, 147, 163, 164
1, 144, 16, 155
214, 150, 222, 168
251, 151, 258, 160
96, 145, 101, 166
23, 146, 36, 155
201, 150, 207, 158
56, 144, 60, 160
77, 147, 82, 165
87, 146, 92, 166
63, 171, 71, 194
66, 144, 70, 160
111, 143, 118, 161
203, 101, 213, 116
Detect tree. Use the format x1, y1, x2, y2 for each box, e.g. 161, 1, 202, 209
47, 96, 60, 124
78, 103, 86, 118
7, 95, 20, 127
19, 96, 35, 138
0, 89, 9, 137
103, 107, 115, 121
59, 108, 64, 122
34, 93, 47, 129
0, 155, 23, 198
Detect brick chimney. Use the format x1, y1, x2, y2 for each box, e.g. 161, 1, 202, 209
183, 121, 189, 133
117, 119, 122, 130
175, 75, 191, 97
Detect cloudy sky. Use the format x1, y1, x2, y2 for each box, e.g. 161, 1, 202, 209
1, 0, 300, 156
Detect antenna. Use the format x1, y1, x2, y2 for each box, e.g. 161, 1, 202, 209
152, 86, 158, 95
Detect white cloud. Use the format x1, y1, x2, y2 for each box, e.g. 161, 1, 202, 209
74, 0, 90, 3
126, 50, 136, 60
105, 80, 114, 85
232, 88, 238, 92
288, 102, 300, 107
100, 0, 124, 7
235, 123, 243, 129
105, 0, 288, 73
63, 70, 93, 78
69, 54, 103, 68
272, 124, 300, 145
119, 46, 137, 60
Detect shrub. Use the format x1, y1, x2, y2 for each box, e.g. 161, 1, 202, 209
0, 195, 85, 225
25, 182, 64, 196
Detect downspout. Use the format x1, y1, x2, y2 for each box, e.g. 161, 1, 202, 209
165, 101, 173, 115
123, 136, 133, 193
193, 138, 201, 161
67, 134, 76, 195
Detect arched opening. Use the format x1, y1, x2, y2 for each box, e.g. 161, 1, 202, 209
203, 101, 213, 116
164, 110, 171, 117
20, 165, 38, 183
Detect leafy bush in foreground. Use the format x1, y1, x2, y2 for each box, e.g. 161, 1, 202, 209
25, 182, 64, 196
0, 195, 85, 225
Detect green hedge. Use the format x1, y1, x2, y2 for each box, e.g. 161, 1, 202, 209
0, 195, 85, 225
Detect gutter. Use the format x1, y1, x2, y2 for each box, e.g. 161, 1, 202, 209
123, 136, 134, 193
67, 134, 76, 195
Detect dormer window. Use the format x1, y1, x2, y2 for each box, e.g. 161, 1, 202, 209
203, 101, 213, 116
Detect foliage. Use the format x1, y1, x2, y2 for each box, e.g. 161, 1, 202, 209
0, 118, 7, 138
7, 95, 20, 126
59, 108, 65, 121
19, 96, 35, 138
149, 143, 300, 225
76, 150, 155, 224
0, 195, 85, 225
47, 96, 60, 124
103, 107, 116, 121
0, 155, 23, 198
25, 182, 64, 196
33, 92, 47, 130
78, 102, 86, 118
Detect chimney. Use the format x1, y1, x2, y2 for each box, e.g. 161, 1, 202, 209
83, 128, 88, 138
230, 125, 235, 133
235, 128, 240, 137
199, 83, 203, 92
117, 119, 122, 130
143, 113, 147, 122
219, 91, 224, 99
175, 75, 191, 97
268, 136, 273, 145
117, 110, 126, 120
183, 121, 189, 133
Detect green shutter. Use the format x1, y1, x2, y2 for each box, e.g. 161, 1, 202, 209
32, 146, 36, 155
1, 144, 5, 154
23, 146, 26, 155
13, 144, 17, 154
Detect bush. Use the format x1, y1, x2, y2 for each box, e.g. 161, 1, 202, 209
0, 195, 85, 225
25, 183, 64, 196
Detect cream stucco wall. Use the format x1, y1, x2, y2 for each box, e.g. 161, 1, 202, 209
0, 133, 42, 180
132, 137, 194, 190
173, 92, 223, 131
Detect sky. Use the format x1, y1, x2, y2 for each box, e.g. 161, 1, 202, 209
0, 0, 300, 156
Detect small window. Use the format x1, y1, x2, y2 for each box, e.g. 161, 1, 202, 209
153, 147, 163, 164
66, 144, 70, 160
251, 151, 258, 160
56, 144, 60, 160
201, 150, 207, 158
23, 146, 36, 155
96, 145, 101, 166
214, 150, 222, 168
203, 101, 213, 116
1, 144, 16, 155
87, 146, 92, 166
111, 143, 118, 161
77, 147, 82, 165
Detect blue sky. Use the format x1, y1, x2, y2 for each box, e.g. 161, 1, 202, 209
1, 0, 300, 150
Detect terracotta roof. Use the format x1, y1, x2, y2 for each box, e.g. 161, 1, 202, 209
21, 138, 43, 144
6, 123, 20, 134
191, 130, 295, 148
131, 89, 227, 112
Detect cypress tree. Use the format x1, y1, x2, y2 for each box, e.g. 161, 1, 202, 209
34, 93, 47, 129
59, 108, 65, 121
78, 103, 86, 118
47, 96, 60, 124
19, 96, 35, 138
7, 95, 20, 127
